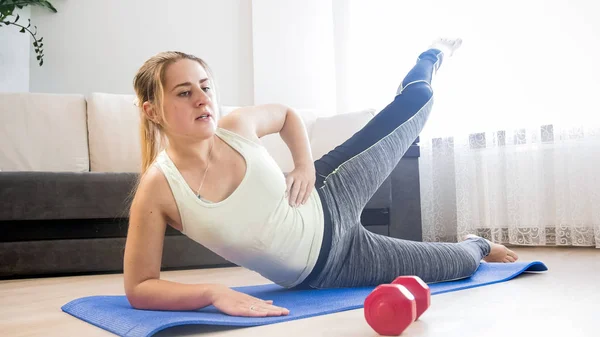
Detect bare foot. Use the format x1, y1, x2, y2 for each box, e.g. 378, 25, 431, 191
465, 234, 519, 263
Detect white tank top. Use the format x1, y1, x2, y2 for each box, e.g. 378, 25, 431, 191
154, 127, 324, 288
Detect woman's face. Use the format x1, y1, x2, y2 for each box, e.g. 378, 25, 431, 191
160, 58, 217, 140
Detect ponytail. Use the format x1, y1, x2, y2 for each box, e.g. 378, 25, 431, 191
140, 118, 160, 175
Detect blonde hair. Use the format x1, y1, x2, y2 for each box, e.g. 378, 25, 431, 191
132, 51, 218, 175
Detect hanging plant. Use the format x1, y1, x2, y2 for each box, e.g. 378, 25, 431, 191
0, 0, 57, 66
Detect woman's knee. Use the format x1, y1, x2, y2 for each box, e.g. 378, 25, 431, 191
397, 80, 434, 102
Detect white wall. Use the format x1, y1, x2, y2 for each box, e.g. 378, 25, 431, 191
332, 0, 350, 115
252, 0, 337, 115
6, 1, 344, 113
0, 7, 30, 92
343, 0, 600, 135
28, 0, 254, 106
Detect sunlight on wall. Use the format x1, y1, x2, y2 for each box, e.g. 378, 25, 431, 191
345, 0, 600, 137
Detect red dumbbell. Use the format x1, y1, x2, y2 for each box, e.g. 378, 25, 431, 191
391, 276, 431, 320
364, 284, 416, 336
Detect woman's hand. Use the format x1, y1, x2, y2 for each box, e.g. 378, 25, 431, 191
285, 163, 316, 207
210, 285, 289, 317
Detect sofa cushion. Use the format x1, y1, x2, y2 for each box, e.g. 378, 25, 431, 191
310, 109, 376, 161
0, 93, 89, 172
87, 93, 142, 173
87, 93, 245, 173
87, 94, 320, 173
259, 108, 318, 172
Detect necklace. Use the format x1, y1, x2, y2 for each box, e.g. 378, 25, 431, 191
195, 138, 214, 197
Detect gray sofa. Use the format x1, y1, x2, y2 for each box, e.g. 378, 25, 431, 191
0, 92, 422, 279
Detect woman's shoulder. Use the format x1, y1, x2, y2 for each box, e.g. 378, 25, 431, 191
132, 165, 172, 212
131, 164, 183, 229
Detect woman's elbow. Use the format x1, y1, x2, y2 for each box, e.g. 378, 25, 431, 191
124, 282, 147, 309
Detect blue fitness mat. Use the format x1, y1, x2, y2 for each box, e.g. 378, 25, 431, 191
62, 261, 547, 337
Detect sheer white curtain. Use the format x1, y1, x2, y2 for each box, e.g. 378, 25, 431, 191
341, 0, 600, 247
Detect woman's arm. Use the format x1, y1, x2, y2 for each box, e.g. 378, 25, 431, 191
220, 104, 316, 206
123, 166, 289, 316
123, 167, 214, 310
221, 104, 312, 165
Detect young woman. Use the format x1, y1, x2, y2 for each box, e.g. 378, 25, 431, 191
123, 38, 518, 318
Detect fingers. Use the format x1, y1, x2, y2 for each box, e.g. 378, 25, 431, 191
286, 176, 302, 207
290, 181, 307, 207
285, 176, 293, 199
243, 301, 290, 317
216, 290, 290, 318
299, 178, 315, 205
289, 179, 300, 206
285, 174, 316, 207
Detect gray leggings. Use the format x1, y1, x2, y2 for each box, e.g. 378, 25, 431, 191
297, 48, 491, 289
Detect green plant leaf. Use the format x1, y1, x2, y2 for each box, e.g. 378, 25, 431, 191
0, 4, 15, 20
0, 1, 58, 14
1, 1, 58, 67
42, 1, 57, 13
0, 6, 13, 12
